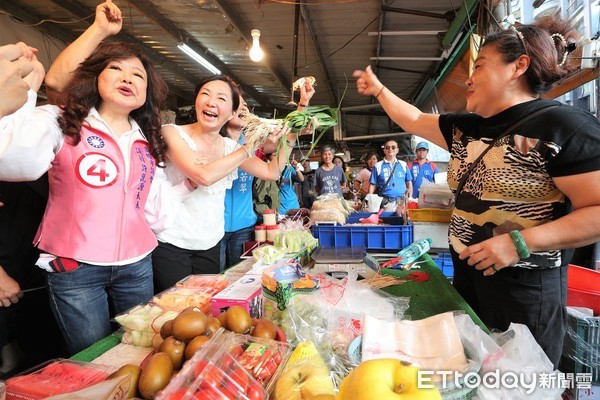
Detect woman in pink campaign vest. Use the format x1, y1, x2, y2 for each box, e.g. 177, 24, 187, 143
27, 0, 293, 329
0, 1, 169, 354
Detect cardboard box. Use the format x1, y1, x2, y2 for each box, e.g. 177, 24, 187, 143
413, 222, 449, 250
210, 274, 263, 318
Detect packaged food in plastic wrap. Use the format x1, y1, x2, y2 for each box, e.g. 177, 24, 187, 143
157, 329, 290, 399
454, 313, 565, 399
310, 209, 347, 225
151, 286, 218, 315
311, 194, 351, 216
5, 359, 115, 400
273, 341, 336, 400
176, 274, 230, 293
261, 261, 319, 323
279, 270, 410, 384
113, 304, 179, 347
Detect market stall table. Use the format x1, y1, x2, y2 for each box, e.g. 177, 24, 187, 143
70, 253, 486, 363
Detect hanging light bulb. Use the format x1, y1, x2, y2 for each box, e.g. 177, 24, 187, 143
249, 29, 264, 62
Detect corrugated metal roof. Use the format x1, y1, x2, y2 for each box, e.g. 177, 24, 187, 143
2, 0, 479, 161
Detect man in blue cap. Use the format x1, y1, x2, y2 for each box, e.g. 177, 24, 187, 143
409, 141, 439, 199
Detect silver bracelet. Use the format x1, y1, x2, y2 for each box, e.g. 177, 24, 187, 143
242, 144, 253, 158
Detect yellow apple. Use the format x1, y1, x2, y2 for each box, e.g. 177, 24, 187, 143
274, 358, 335, 400
306, 395, 336, 400
336, 359, 441, 400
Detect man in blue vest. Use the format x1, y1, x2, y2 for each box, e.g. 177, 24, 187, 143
408, 141, 438, 199
369, 139, 413, 211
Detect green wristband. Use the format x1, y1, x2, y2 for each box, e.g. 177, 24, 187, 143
509, 230, 530, 259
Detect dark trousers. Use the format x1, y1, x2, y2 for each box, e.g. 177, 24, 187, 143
452, 255, 567, 368
152, 241, 221, 293
219, 225, 254, 272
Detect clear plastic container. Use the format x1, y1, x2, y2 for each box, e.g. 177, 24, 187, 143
157, 329, 290, 400
255, 225, 267, 242
5, 359, 115, 400
265, 225, 279, 242
176, 274, 230, 293
113, 303, 179, 347
151, 286, 219, 315
263, 209, 277, 226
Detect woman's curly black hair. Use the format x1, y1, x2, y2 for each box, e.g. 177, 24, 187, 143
57, 42, 169, 165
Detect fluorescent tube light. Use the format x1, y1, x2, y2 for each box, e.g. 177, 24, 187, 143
177, 43, 221, 74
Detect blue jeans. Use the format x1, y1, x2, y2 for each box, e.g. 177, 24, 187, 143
45, 255, 153, 355
219, 225, 254, 271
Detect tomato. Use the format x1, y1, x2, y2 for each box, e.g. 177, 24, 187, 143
245, 382, 264, 400
194, 385, 227, 400
193, 389, 210, 400
228, 363, 249, 391
254, 358, 277, 382
216, 378, 240, 400
272, 350, 283, 365
229, 345, 244, 359
165, 388, 189, 400
199, 364, 225, 391
222, 345, 243, 371
220, 353, 235, 372
193, 359, 208, 378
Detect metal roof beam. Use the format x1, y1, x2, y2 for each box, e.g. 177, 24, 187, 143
212, 0, 290, 104
371, 57, 444, 61
382, 6, 452, 21
40, 0, 196, 100
299, 3, 338, 106
369, 31, 446, 36
0, 2, 75, 45
130, 0, 273, 109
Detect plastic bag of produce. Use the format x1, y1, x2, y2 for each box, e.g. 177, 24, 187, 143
310, 209, 347, 225
280, 271, 409, 360
454, 313, 564, 399
311, 194, 350, 215
261, 262, 319, 323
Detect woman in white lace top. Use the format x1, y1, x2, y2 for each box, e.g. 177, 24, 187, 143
150, 75, 292, 292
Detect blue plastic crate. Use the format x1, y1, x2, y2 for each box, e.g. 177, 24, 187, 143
311, 224, 413, 251
431, 251, 454, 278
347, 212, 405, 225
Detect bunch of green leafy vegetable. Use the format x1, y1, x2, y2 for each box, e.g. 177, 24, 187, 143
241, 104, 338, 159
